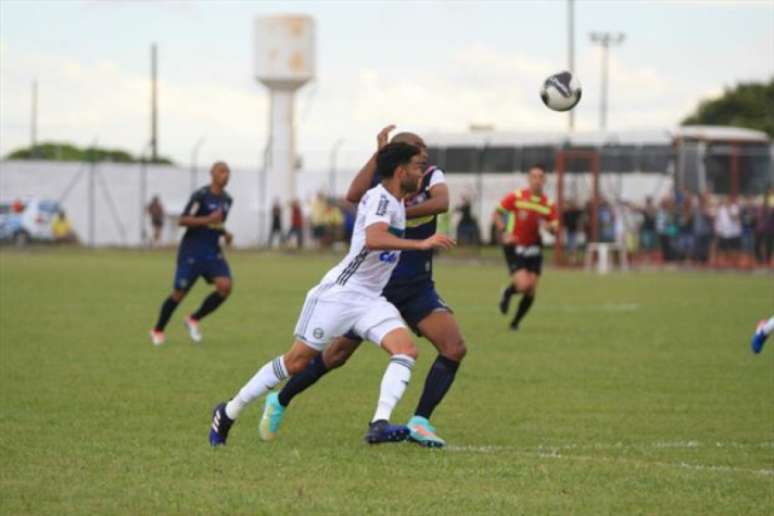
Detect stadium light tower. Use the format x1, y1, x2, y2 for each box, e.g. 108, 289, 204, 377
253, 15, 315, 225
589, 31, 625, 131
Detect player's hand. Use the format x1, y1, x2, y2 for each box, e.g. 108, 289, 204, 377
501, 232, 516, 245
377, 124, 396, 150
207, 210, 224, 223
419, 233, 456, 251
223, 231, 233, 246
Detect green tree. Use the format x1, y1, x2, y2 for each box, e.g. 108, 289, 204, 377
682, 78, 774, 138
5, 141, 174, 165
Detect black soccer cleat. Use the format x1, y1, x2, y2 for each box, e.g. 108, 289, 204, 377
364, 420, 410, 445
209, 402, 234, 447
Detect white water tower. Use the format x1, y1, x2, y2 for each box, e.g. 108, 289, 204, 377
253, 14, 315, 217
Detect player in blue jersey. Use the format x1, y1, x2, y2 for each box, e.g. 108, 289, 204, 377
259, 126, 467, 448
149, 161, 234, 346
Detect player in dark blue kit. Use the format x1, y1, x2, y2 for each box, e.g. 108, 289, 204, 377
149, 161, 234, 346
259, 127, 467, 448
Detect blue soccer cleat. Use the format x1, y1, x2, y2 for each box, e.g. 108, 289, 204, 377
752, 321, 769, 354
364, 420, 410, 444
259, 392, 286, 441
407, 415, 446, 448
209, 402, 234, 447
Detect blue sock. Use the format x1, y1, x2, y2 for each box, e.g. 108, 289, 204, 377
154, 296, 179, 331
191, 291, 226, 321
414, 355, 460, 419
277, 354, 329, 407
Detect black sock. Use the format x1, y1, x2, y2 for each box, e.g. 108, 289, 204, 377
511, 294, 535, 328
277, 354, 329, 407
504, 285, 517, 296
191, 292, 226, 321
414, 355, 460, 420
154, 296, 179, 331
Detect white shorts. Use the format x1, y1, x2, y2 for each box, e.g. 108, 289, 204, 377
293, 285, 405, 351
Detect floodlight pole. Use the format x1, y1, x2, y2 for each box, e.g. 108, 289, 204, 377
567, 0, 575, 132
589, 31, 625, 131
329, 138, 344, 196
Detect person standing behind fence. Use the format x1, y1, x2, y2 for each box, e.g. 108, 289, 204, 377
267, 199, 284, 248
149, 161, 234, 347
286, 200, 304, 249
147, 195, 165, 246
754, 188, 774, 265
713, 196, 742, 267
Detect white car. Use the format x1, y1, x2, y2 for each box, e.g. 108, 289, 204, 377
0, 199, 62, 245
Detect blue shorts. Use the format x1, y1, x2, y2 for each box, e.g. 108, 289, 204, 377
173, 256, 231, 291
345, 280, 452, 341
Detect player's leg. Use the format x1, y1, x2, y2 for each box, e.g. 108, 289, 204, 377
499, 245, 519, 314
260, 335, 362, 441
752, 316, 774, 354
150, 260, 196, 345
409, 309, 466, 448
210, 340, 319, 446
510, 268, 538, 330
363, 326, 417, 444
186, 260, 232, 342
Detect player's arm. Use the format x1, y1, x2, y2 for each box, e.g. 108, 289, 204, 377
365, 222, 454, 251
405, 183, 450, 219
179, 194, 223, 228
543, 202, 560, 235
345, 124, 395, 204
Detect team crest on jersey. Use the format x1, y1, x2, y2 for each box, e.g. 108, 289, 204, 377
379, 251, 398, 263
313, 328, 324, 339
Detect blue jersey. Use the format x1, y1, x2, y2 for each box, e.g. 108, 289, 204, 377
371, 166, 445, 287
177, 186, 233, 261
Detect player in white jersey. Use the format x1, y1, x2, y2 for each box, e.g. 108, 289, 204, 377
208, 142, 455, 446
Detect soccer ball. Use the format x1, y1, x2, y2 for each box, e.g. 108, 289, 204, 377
540, 71, 582, 112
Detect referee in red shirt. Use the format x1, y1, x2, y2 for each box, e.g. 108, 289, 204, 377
492, 164, 558, 330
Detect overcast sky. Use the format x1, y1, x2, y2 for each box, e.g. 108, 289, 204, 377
1, 0, 772, 171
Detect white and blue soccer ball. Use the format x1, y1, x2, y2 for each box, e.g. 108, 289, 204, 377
540, 71, 582, 112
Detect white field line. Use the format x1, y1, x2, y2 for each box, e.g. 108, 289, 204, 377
446, 442, 774, 477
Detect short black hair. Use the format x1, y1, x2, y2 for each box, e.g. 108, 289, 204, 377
529, 163, 547, 173
376, 142, 421, 178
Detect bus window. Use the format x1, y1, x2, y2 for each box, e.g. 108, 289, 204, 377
482, 146, 518, 173
444, 146, 479, 173
639, 145, 673, 173
522, 146, 554, 172
427, 147, 444, 169
602, 145, 637, 173
705, 143, 771, 195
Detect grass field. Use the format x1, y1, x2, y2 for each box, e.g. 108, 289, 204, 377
0, 248, 772, 514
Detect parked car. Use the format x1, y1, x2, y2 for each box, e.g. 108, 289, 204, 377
0, 199, 64, 245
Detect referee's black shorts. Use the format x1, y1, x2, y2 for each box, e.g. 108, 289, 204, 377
502, 245, 543, 275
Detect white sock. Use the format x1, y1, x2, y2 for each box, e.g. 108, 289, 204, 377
225, 356, 288, 420
372, 354, 415, 423
762, 316, 774, 336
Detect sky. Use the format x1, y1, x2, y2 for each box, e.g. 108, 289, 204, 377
1, 0, 772, 172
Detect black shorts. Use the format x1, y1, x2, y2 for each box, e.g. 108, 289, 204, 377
503, 245, 543, 275
718, 237, 741, 251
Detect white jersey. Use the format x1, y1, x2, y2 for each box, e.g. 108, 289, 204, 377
317, 183, 406, 298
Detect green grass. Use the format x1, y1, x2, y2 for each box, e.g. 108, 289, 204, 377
0, 248, 772, 515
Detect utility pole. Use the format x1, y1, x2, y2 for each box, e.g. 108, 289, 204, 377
150, 43, 158, 162
589, 32, 625, 131
31, 79, 38, 157
567, 0, 575, 131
